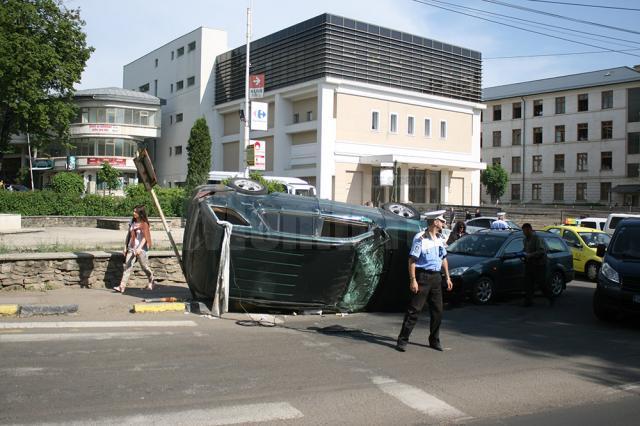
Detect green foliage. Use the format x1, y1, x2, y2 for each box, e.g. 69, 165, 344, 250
480, 164, 509, 201
0, 0, 94, 149
248, 172, 286, 193
15, 167, 31, 187
185, 117, 212, 193
97, 162, 121, 194
51, 172, 84, 195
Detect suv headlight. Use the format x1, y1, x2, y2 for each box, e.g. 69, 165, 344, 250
449, 266, 469, 276
600, 262, 620, 285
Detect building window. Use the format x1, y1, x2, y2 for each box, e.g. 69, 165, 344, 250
601, 121, 613, 140
371, 111, 379, 131
512, 128, 521, 146
629, 132, 640, 154
169, 146, 172, 156
169, 115, 173, 125
174, 145, 183, 155
601, 151, 612, 170
577, 123, 588, 141
390, 113, 398, 133
407, 116, 415, 135
511, 156, 521, 174
628, 163, 640, 178
578, 93, 589, 111
600, 182, 611, 201
493, 105, 501, 121
511, 183, 521, 201
554, 183, 564, 201
188, 41, 196, 52
532, 183, 542, 201
154, 58, 158, 68
555, 97, 565, 114
177, 46, 185, 57
293, 113, 299, 123
533, 99, 543, 116
554, 125, 565, 143
176, 80, 184, 91
554, 154, 565, 172
171, 51, 174, 60
154, 79, 158, 96
440, 120, 447, 139
577, 153, 588, 171
576, 183, 587, 201
170, 83, 173, 93
512, 102, 522, 119
492, 157, 501, 166
306, 111, 313, 121
492, 131, 501, 147
424, 118, 431, 137
533, 127, 542, 144
176, 113, 183, 123
187, 76, 195, 86
602, 90, 613, 109
139, 83, 150, 93
532, 155, 542, 173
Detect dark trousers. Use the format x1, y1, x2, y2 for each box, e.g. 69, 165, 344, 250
524, 264, 551, 302
397, 270, 443, 345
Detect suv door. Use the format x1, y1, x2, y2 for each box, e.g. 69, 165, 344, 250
499, 237, 525, 292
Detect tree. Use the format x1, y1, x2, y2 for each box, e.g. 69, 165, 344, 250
480, 164, 509, 203
0, 0, 93, 149
51, 171, 84, 195
185, 117, 212, 192
97, 162, 120, 195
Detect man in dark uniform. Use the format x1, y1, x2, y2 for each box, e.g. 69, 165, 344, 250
522, 223, 552, 307
396, 215, 453, 352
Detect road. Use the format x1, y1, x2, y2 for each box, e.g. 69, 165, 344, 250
1, 278, 639, 425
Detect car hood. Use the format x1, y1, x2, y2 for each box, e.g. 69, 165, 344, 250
447, 253, 491, 268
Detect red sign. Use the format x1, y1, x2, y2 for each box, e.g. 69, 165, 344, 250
249, 74, 265, 99
87, 157, 127, 167
251, 139, 265, 171
88, 124, 120, 133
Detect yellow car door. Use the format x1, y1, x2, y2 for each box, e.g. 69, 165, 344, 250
562, 229, 585, 273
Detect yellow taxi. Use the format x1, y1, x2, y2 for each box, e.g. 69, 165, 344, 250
543, 225, 611, 281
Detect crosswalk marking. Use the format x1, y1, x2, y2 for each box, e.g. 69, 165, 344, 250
371, 376, 471, 422
0, 320, 198, 329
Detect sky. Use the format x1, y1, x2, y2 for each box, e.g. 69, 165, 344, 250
68, 0, 640, 90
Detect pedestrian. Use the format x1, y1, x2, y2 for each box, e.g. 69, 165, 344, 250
396, 214, 453, 352
447, 220, 468, 246
521, 223, 552, 307
490, 211, 509, 230
475, 207, 481, 218
112, 205, 156, 293
465, 210, 472, 220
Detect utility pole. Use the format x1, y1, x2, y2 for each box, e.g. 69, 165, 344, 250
26, 130, 34, 191
242, 3, 252, 177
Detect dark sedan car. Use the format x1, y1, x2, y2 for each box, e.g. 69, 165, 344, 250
446, 230, 574, 304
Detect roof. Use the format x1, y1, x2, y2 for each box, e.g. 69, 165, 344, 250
74, 87, 161, 106
483, 66, 640, 101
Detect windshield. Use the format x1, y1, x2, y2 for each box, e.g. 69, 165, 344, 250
506, 220, 520, 229
447, 234, 507, 257
609, 226, 640, 259
578, 232, 611, 248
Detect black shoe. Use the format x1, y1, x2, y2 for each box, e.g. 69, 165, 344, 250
395, 342, 407, 352
429, 340, 443, 351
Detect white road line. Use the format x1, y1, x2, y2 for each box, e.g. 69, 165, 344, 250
371, 376, 471, 423
18, 402, 303, 425
0, 320, 197, 329
0, 331, 178, 342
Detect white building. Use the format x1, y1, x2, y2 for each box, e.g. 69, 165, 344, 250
124, 14, 486, 205
482, 66, 640, 206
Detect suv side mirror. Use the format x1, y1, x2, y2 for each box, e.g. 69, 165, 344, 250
596, 243, 606, 257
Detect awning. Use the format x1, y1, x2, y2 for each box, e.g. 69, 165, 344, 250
612, 184, 640, 194
359, 154, 486, 171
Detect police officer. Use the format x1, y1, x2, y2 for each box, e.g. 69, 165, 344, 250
396, 215, 453, 352
490, 211, 509, 230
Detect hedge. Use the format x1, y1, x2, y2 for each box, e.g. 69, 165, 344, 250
0, 185, 187, 217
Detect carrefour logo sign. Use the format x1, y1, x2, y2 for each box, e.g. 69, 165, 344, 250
250, 101, 268, 131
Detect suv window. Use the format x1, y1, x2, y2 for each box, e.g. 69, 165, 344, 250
609, 225, 640, 259
562, 230, 580, 247
503, 238, 524, 254
544, 236, 569, 253
468, 218, 492, 228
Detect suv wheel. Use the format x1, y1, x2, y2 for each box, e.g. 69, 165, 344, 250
226, 178, 268, 195
471, 277, 494, 305
585, 261, 600, 282
593, 290, 615, 322
549, 271, 565, 297
381, 202, 420, 220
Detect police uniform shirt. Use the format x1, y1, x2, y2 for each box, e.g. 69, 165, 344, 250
490, 219, 509, 229
409, 231, 447, 272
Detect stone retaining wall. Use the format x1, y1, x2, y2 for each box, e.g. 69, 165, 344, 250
0, 251, 186, 291
23, 216, 183, 230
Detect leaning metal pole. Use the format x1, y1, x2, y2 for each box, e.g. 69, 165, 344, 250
148, 187, 184, 276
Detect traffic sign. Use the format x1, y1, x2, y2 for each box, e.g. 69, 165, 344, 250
251, 139, 266, 170
251, 101, 268, 131
249, 73, 265, 99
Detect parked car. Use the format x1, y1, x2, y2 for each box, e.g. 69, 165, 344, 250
593, 218, 640, 321
604, 213, 640, 235
4, 184, 29, 192
543, 225, 611, 281
465, 216, 520, 234
576, 217, 606, 231
446, 230, 574, 305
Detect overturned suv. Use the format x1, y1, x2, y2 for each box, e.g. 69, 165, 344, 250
182, 178, 422, 312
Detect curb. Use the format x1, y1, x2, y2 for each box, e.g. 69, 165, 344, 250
132, 302, 186, 313
0, 304, 78, 317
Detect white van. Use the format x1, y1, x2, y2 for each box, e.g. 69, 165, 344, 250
207, 171, 317, 196
576, 217, 606, 231
604, 213, 640, 235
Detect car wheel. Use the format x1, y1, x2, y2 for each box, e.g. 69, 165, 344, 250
593, 290, 615, 322
381, 202, 420, 219
471, 277, 494, 305
226, 178, 268, 195
549, 271, 565, 297
585, 261, 600, 282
